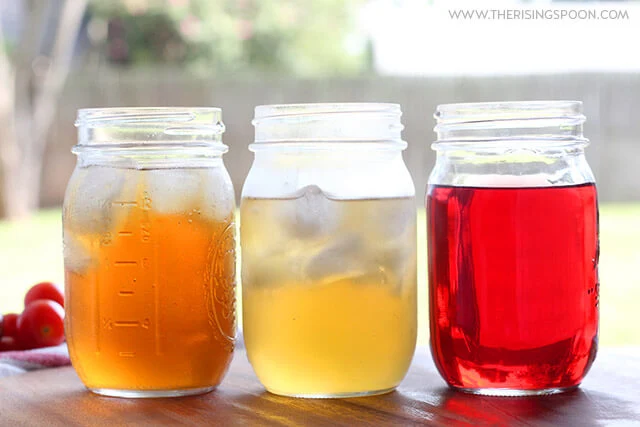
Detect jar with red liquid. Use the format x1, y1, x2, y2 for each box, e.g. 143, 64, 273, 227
427, 101, 598, 396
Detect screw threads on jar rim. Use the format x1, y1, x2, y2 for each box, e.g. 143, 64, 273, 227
252, 103, 406, 149
433, 101, 588, 150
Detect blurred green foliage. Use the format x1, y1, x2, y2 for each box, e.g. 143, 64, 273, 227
89, 0, 370, 77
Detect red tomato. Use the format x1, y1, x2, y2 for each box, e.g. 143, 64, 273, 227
0, 336, 21, 352
24, 281, 64, 308
17, 300, 65, 349
1, 313, 19, 337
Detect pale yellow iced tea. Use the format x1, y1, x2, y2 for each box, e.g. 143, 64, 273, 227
64, 173, 236, 395
241, 193, 417, 397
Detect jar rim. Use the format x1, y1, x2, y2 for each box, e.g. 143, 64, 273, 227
76, 107, 223, 127
254, 102, 401, 122
74, 107, 226, 152
252, 103, 404, 148
435, 101, 584, 124
433, 100, 588, 149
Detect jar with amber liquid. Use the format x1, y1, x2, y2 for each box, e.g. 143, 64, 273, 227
64, 108, 236, 397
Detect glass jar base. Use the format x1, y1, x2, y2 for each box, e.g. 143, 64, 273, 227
265, 386, 397, 399
452, 385, 579, 397
89, 385, 217, 398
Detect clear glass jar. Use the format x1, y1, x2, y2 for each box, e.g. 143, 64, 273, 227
64, 108, 236, 398
241, 103, 417, 398
427, 101, 599, 396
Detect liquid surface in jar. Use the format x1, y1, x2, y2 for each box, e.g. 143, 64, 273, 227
241, 188, 417, 397
64, 171, 236, 392
427, 183, 599, 391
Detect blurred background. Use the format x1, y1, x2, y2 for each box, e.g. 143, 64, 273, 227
0, 0, 638, 346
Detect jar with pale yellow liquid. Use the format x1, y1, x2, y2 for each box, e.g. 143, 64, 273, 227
241, 103, 417, 398
64, 108, 236, 398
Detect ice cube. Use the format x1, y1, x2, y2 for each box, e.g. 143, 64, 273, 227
144, 169, 201, 215
281, 185, 338, 238
62, 233, 93, 274
64, 166, 132, 236
200, 168, 236, 222
369, 198, 416, 242
304, 233, 367, 284
145, 168, 235, 222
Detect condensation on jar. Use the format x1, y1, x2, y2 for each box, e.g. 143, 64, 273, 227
426, 101, 599, 396
64, 108, 237, 398
241, 103, 418, 398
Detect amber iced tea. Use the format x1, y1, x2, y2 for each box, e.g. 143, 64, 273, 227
64, 168, 236, 395
241, 189, 417, 397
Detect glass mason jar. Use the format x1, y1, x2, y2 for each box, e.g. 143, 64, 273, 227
64, 108, 237, 398
427, 101, 599, 396
241, 103, 417, 398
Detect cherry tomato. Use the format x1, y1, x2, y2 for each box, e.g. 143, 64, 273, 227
24, 281, 64, 308
1, 313, 19, 337
17, 300, 65, 349
0, 336, 21, 352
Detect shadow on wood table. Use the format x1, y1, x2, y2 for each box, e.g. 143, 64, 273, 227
0, 348, 638, 426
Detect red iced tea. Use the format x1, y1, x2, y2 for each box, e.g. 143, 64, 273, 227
427, 183, 598, 393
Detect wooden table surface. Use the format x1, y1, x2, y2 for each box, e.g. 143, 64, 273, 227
1, 347, 639, 426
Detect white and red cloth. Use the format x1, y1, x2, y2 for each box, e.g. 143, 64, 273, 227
0, 344, 70, 377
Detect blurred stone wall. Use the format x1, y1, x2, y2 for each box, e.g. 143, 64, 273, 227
41, 69, 640, 207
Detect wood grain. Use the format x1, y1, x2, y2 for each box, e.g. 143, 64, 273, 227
0, 348, 638, 426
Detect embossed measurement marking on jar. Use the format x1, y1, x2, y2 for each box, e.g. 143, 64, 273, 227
102, 193, 161, 359
111, 201, 138, 207
113, 260, 138, 266
113, 321, 141, 327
